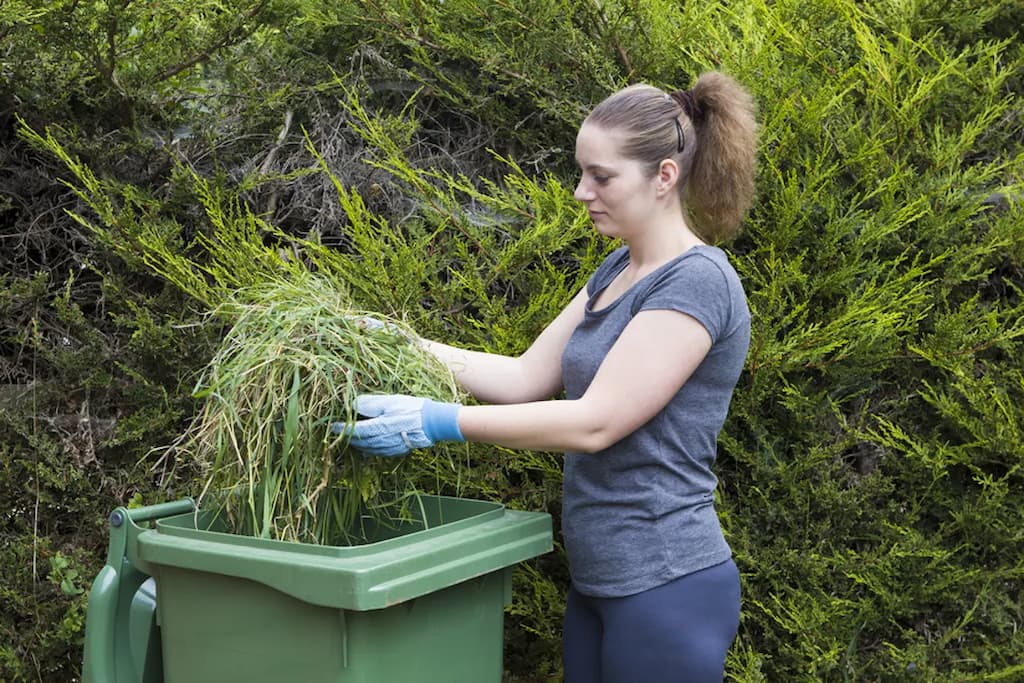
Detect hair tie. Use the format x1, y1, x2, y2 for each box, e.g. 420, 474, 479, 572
670, 89, 704, 125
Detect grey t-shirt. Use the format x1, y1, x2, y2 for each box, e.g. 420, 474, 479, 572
560, 244, 750, 597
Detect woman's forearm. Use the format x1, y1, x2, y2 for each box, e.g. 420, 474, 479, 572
420, 339, 549, 404
419, 287, 585, 405
456, 400, 615, 454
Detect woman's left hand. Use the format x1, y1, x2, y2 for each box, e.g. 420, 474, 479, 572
332, 394, 464, 457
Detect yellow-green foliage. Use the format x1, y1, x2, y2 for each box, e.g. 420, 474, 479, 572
5, 0, 1024, 681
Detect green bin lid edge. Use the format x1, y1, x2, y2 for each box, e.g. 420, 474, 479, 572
137, 505, 553, 610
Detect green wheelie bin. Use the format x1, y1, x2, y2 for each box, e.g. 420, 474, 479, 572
81, 494, 553, 682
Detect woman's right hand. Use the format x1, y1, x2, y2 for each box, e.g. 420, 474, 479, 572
349, 315, 417, 342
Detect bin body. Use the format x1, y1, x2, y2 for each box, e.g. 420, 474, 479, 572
127, 494, 551, 683
156, 565, 506, 682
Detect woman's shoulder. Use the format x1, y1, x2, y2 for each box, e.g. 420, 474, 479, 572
647, 245, 748, 312
678, 245, 743, 284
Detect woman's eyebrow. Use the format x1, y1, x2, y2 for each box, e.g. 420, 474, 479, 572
576, 161, 614, 173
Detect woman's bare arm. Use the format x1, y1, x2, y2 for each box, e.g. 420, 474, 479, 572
454, 308, 712, 453
421, 287, 590, 404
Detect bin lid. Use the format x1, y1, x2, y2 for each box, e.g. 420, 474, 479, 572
135, 494, 552, 610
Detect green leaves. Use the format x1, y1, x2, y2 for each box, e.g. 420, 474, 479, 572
48, 553, 84, 598
6, 0, 1024, 679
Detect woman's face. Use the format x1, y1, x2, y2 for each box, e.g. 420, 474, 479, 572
573, 122, 660, 238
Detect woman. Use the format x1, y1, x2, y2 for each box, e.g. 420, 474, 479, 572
342, 71, 758, 682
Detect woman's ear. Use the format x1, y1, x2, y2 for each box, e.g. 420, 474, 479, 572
656, 159, 680, 197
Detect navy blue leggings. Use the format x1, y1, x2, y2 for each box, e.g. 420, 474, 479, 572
562, 559, 740, 683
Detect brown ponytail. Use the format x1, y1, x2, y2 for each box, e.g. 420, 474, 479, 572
583, 72, 759, 242
685, 72, 759, 242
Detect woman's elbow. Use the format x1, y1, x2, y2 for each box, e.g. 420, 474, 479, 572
569, 421, 622, 454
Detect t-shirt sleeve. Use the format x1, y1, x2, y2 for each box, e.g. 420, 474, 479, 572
633, 254, 734, 342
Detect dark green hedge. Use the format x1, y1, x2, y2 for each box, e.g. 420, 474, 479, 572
2, 1, 1022, 680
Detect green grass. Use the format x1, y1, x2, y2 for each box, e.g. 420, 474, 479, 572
167, 273, 464, 545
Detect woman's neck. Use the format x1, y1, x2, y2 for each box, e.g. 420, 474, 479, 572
624, 214, 704, 272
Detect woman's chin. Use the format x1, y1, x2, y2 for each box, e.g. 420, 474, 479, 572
589, 214, 619, 236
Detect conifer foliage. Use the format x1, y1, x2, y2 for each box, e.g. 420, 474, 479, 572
2, 0, 1023, 680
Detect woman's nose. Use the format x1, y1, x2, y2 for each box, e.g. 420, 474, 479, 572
574, 179, 591, 202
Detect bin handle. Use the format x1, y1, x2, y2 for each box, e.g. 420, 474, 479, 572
82, 498, 196, 683
112, 498, 196, 527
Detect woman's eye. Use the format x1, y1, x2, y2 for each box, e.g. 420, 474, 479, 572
593, 176, 609, 185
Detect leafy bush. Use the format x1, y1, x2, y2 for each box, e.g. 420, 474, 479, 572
3, 0, 1023, 681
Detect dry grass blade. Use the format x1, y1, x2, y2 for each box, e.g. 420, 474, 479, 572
168, 272, 464, 545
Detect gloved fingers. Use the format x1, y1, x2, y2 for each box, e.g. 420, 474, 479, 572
349, 315, 412, 339
351, 438, 412, 457
349, 414, 400, 440
348, 409, 432, 456
354, 393, 424, 417
328, 395, 407, 434
350, 315, 385, 332
329, 411, 394, 440
347, 417, 420, 457
331, 395, 432, 456
352, 394, 393, 419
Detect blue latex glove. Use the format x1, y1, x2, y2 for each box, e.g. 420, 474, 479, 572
332, 394, 464, 457
350, 315, 410, 339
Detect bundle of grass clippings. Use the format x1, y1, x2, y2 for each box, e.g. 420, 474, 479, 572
168, 272, 464, 545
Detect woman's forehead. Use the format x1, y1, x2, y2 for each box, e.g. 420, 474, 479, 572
574, 123, 628, 166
